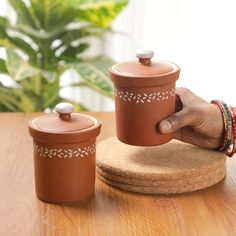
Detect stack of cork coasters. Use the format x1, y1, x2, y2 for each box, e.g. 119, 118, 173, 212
96, 137, 226, 194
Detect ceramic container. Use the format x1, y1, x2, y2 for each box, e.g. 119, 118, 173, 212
28, 103, 101, 204
110, 50, 180, 146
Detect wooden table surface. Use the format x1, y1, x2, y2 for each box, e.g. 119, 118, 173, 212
1, 112, 236, 236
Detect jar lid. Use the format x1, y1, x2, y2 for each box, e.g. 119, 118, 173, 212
110, 50, 180, 87
28, 103, 101, 143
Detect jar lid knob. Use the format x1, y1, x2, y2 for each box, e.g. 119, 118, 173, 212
136, 49, 154, 65
55, 103, 74, 121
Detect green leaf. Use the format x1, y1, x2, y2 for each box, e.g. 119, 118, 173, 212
0, 83, 22, 111
19, 93, 36, 112
5, 49, 38, 81
57, 26, 103, 48
0, 81, 37, 112
86, 55, 115, 77
7, 37, 38, 63
0, 31, 38, 63
0, 16, 9, 38
15, 24, 48, 39
0, 16, 9, 27
30, 0, 54, 30
59, 43, 89, 61
40, 69, 59, 82
19, 74, 41, 96
16, 74, 60, 111
30, 0, 78, 31
42, 77, 60, 109
74, 56, 114, 98
0, 26, 7, 39
76, 0, 128, 28
16, 24, 62, 40
0, 28, 6, 38
0, 38, 15, 48
0, 59, 8, 74
9, 0, 37, 29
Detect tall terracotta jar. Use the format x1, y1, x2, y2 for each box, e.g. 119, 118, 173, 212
110, 50, 180, 146
28, 103, 101, 204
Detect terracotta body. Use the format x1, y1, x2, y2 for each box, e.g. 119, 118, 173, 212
28, 104, 101, 204
110, 50, 180, 146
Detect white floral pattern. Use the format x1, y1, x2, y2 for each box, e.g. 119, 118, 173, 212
115, 88, 175, 104
33, 143, 96, 158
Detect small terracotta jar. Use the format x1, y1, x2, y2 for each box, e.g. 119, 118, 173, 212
110, 50, 180, 146
28, 103, 101, 204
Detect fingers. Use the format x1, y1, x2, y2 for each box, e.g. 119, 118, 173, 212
175, 87, 192, 106
158, 107, 201, 134
175, 87, 207, 106
175, 94, 183, 112
159, 87, 206, 134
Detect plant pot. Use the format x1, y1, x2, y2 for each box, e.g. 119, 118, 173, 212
28, 103, 101, 204
109, 50, 180, 146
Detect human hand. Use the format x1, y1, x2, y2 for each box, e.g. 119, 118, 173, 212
158, 87, 224, 149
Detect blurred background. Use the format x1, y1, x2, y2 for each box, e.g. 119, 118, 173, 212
0, 0, 236, 112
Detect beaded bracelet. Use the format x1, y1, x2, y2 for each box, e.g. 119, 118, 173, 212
222, 102, 233, 150
232, 107, 236, 154
226, 107, 236, 157
211, 100, 233, 152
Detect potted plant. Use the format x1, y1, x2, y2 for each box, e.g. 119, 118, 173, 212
0, 0, 128, 112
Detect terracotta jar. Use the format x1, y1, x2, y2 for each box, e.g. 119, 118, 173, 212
110, 50, 180, 146
28, 103, 101, 204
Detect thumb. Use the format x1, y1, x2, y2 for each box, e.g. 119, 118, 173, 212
158, 108, 200, 134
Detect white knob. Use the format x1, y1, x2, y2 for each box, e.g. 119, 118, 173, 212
55, 103, 74, 114
136, 49, 154, 59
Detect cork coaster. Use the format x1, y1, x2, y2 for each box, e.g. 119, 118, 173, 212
97, 165, 226, 187
97, 170, 226, 194
96, 137, 226, 194
96, 137, 226, 181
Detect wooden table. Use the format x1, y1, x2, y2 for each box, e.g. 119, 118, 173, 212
1, 113, 236, 236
